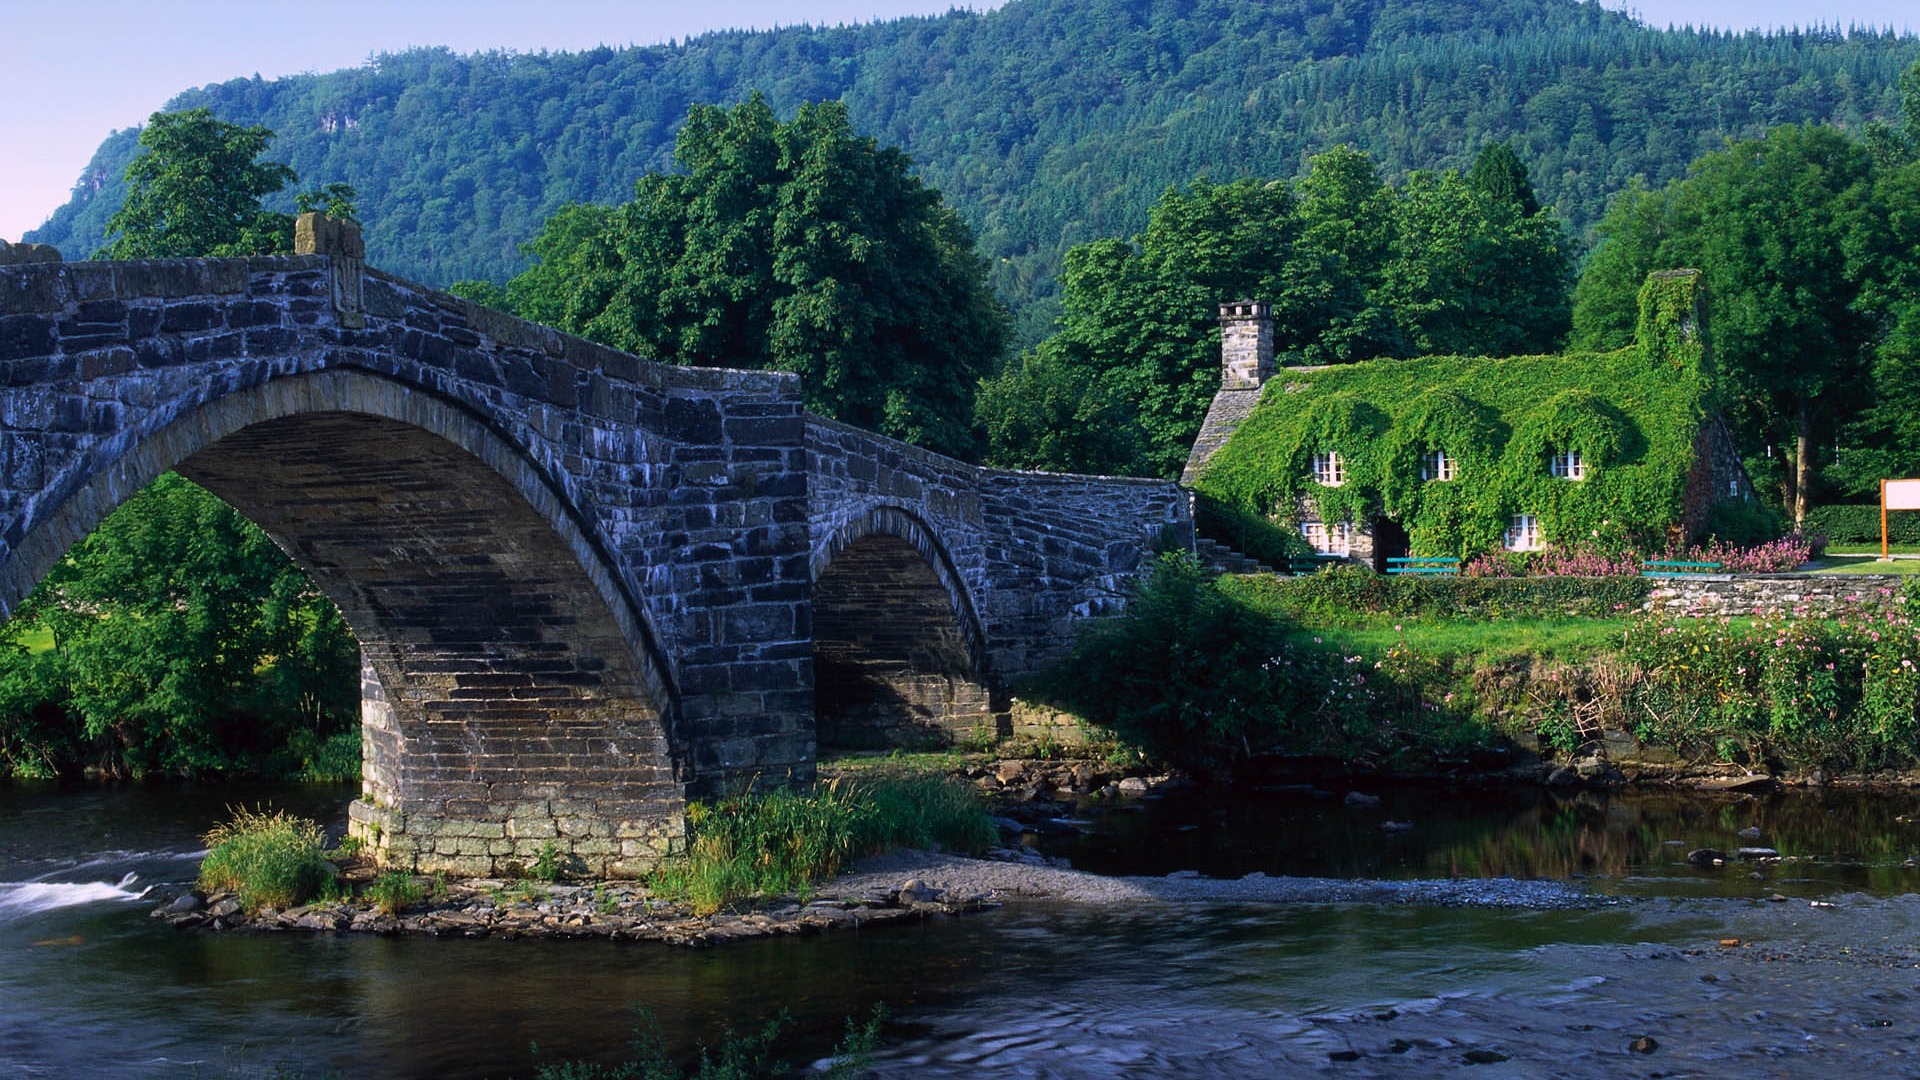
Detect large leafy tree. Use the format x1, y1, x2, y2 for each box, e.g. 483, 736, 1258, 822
0, 477, 358, 778
1571, 123, 1889, 526
510, 94, 1008, 459
98, 108, 300, 259
982, 146, 1571, 478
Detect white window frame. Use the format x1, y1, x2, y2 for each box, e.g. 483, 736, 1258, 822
1549, 449, 1585, 481
1301, 520, 1352, 556
1422, 449, 1456, 482
1311, 451, 1345, 487
1505, 512, 1542, 551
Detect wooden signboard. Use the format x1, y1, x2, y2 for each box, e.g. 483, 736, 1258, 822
1881, 479, 1920, 557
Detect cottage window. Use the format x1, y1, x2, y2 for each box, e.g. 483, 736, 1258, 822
1311, 451, 1345, 487
1550, 450, 1584, 481
1422, 449, 1456, 482
1301, 520, 1352, 556
1505, 513, 1542, 551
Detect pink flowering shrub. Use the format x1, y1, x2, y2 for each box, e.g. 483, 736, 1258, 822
1622, 594, 1920, 768
1459, 537, 1810, 579
1460, 545, 1645, 579
1663, 535, 1811, 575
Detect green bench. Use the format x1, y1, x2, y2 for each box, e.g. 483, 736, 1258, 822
1641, 560, 1724, 578
1288, 554, 1346, 575
1387, 556, 1460, 576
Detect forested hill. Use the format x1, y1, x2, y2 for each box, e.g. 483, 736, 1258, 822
28, 0, 1919, 333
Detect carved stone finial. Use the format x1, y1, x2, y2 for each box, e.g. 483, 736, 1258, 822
294, 213, 365, 259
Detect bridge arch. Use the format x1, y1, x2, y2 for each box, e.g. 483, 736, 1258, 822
810, 504, 995, 748
4, 368, 684, 877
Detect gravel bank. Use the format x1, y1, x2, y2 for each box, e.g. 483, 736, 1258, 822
836, 850, 1606, 910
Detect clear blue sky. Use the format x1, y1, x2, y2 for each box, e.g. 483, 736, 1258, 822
1, 0, 1913, 243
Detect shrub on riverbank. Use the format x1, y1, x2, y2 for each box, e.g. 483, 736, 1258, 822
197, 806, 333, 912
1050, 555, 1920, 777
1624, 598, 1920, 769
652, 777, 995, 915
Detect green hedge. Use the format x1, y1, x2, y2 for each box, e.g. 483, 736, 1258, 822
1804, 504, 1920, 545
1224, 564, 1652, 623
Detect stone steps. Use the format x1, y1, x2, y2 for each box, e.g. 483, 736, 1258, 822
1194, 537, 1278, 576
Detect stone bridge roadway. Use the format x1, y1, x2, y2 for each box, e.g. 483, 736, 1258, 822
0, 244, 1188, 876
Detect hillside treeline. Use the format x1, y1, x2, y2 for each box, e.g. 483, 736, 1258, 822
26, 0, 1919, 338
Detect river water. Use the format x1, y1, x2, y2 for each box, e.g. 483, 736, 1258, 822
7, 780, 1920, 1077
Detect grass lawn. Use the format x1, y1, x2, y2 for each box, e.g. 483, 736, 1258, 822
3, 625, 55, 653
1291, 616, 1631, 662
1804, 554, 1920, 575
1826, 543, 1920, 556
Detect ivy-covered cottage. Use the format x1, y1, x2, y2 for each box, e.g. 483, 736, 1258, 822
1183, 270, 1754, 568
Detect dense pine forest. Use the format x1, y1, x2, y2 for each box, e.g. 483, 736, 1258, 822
26, 0, 1920, 338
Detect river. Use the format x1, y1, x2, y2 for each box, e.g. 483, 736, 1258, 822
6, 780, 1920, 1077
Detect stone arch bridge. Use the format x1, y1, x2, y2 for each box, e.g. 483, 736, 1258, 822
0, 245, 1187, 876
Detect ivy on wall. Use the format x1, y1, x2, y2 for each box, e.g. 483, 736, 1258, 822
1196, 272, 1714, 557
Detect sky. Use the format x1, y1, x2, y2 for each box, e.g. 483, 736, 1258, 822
2, 0, 1915, 243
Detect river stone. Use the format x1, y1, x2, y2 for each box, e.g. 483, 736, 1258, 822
1462, 1049, 1511, 1064
166, 894, 203, 914
208, 898, 243, 919
1116, 777, 1151, 796
1343, 790, 1380, 807
1736, 847, 1780, 859
1629, 1036, 1659, 1054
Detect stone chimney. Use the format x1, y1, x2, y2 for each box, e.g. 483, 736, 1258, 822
1218, 300, 1273, 390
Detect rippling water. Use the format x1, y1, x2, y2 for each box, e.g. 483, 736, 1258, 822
6, 780, 1920, 1077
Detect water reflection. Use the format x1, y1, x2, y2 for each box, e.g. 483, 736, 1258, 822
1051, 785, 1920, 898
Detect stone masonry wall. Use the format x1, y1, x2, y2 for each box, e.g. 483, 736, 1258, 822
807, 415, 1191, 683
1644, 574, 1904, 619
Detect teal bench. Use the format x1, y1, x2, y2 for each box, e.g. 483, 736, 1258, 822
1387, 556, 1460, 576
1642, 560, 1724, 578
1288, 554, 1346, 575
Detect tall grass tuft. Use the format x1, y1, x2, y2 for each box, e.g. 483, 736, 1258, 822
652, 777, 994, 916
197, 806, 333, 913
364, 870, 424, 915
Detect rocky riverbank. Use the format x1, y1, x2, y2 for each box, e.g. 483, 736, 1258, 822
148, 866, 1003, 945
150, 842, 1603, 945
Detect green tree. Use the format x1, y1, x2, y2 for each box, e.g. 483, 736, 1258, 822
98, 108, 300, 259
1571, 124, 1887, 526
509, 95, 1008, 459
1378, 168, 1570, 358
0, 476, 357, 778
1467, 140, 1543, 217
1289, 145, 1403, 364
